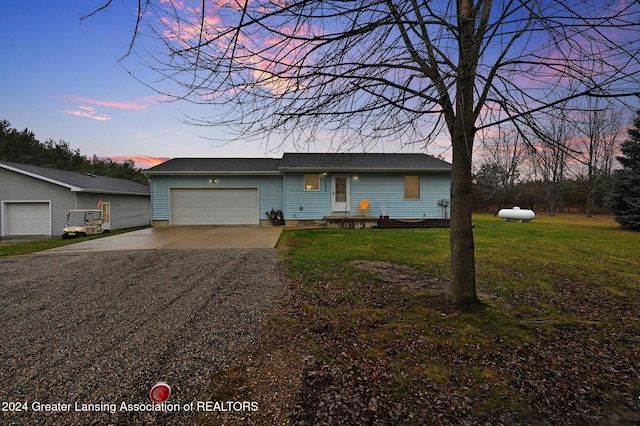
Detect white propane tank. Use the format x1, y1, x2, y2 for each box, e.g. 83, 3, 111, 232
497, 206, 536, 222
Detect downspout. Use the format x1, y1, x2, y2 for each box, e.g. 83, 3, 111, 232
282, 173, 287, 224
148, 179, 153, 225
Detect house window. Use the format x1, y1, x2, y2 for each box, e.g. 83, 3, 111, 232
304, 174, 320, 191
404, 176, 420, 199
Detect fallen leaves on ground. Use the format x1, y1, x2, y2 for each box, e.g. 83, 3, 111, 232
202, 259, 640, 425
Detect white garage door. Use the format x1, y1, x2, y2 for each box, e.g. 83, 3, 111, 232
4, 202, 51, 236
170, 188, 259, 225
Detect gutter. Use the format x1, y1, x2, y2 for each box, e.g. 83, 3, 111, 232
143, 171, 282, 176
277, 167, 452, 173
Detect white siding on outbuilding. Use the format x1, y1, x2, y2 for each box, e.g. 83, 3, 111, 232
0, 163, 150, 237
170, 187, 259, 225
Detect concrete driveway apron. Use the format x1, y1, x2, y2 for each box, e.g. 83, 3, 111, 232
45, 226, 283, 252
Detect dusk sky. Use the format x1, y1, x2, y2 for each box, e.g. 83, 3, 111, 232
0, 1, 307, 169
2, 2, 637, 170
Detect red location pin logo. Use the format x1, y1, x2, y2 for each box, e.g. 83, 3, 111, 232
150, 382, 171, 403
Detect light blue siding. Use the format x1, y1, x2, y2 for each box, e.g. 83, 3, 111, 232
350, 173, 451, 218
150, 175, 284, 221
284, 174, 332, 220
284, 172, 451, 220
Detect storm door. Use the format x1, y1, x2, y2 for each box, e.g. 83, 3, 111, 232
331, 175, 349, 212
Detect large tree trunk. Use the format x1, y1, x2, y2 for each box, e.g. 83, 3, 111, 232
449, 0, 480, 308
450, 121, 480, 307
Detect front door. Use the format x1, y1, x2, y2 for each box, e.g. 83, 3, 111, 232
331, 175, 350, 213
101, 202, 111, 230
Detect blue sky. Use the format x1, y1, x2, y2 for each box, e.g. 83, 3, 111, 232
0, 1, 285, 168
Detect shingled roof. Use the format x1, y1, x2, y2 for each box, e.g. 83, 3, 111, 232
145, 153, 450, 174
279, 153, 451, 171
144, 157, 282, 174
0, 161, 150, 195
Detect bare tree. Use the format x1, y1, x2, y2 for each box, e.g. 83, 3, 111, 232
571, 99, 624, 216
89, 0, 640, 307
526, 108, 575, 216
475, 127, 526, 211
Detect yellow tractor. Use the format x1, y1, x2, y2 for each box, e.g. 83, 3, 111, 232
61, 209, 110, 239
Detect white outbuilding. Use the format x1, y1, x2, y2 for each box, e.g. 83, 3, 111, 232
1, 161, 150, 238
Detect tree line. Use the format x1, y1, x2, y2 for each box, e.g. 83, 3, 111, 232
0, 120, 148, 185
473, 100, 635, 218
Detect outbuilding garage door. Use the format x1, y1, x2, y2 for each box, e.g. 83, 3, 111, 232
4, 202, 51, 236
170, 188, 259, 225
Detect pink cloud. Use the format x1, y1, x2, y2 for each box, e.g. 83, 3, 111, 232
61, 94, 168, 121
154, 1, 323, 96
160, 0, 184, 7
67, 95, 153, 111
62, 106, 111, 121
102, 155, 171, 169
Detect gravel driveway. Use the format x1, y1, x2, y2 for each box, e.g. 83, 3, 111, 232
0, 249, 282, 425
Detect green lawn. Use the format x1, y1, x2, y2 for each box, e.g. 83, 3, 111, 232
274, 214, 640, 424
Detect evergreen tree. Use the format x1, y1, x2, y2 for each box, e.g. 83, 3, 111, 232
607, 110, 640, 231
0, 119, 148, 185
